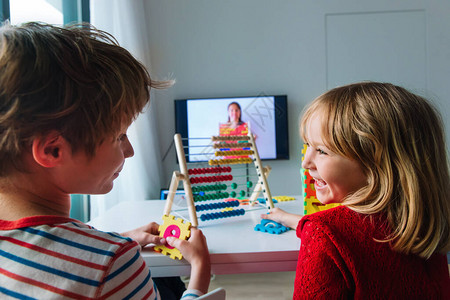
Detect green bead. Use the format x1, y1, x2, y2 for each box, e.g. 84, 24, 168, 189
230, 191, 236, 197
247, 181, 253, 188
239, 190, 246, 197
231, 182, 237, 189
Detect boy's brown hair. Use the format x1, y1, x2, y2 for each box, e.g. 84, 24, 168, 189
0, 22, 169, 176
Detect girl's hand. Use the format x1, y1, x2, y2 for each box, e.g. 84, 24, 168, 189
261, 207, 303, 230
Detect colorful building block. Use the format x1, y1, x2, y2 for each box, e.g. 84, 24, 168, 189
304, 196, 341, 215
154, 215, 191, 260
254, 219, 290, 234
273, 196, 295, 202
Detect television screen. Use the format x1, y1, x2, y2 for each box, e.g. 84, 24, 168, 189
175, 95, 289, 162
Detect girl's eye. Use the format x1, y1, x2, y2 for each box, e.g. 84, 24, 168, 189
316, 148, 327, 155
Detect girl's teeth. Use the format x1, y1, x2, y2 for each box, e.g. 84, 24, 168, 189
315, 179, 326, 187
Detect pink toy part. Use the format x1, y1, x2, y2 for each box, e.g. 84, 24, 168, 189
162, 224, 181, 249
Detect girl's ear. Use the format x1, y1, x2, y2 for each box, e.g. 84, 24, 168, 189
31, 132, 70, 168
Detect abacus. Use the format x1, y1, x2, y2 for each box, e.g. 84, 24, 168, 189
162, 124, 274, 227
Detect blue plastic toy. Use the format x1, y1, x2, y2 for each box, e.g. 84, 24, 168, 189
254, 219, 290, 234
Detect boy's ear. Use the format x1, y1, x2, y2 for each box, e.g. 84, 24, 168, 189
31, 132, 69, 168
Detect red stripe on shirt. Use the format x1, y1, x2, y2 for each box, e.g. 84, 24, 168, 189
0, 236, 107, 271
0, 267, 92, 300
0, 216, 80, 230
54, 224, 125, 246
98, 259, 150, 299
142, 287, 155, 300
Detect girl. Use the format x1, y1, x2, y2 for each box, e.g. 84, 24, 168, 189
263, 82, 450, 299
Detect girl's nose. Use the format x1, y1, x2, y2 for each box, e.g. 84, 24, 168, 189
301, 145, 314, 170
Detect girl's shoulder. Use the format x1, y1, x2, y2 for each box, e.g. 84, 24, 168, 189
297, 205, 390, 244
297, 205, 374, 238
300, 205, 355, 227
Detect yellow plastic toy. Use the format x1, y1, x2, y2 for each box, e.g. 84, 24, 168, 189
273, 196, 295, 202
154, 215, 191, 260
304, 196, 340, 214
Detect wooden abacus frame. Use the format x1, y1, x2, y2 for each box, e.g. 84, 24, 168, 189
163, 125, 274, 226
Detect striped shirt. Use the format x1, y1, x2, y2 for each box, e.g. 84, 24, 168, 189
0, 216, 160, 299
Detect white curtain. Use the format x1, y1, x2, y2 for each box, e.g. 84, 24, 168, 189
89, 0, 163, 219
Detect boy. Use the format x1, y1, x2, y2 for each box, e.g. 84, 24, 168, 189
0, 22, 210, 299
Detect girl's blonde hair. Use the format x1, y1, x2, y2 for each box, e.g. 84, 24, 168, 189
300, 82, 450, 259
0, 22, 172, 176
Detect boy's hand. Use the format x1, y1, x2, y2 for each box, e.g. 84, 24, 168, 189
166, 228, 211, 293
121, 222, 165, 247
261, 207, 303, 230
166, 227, 210, 265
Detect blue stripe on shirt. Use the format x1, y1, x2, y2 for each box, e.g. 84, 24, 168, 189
106, 231, 133, 242
153, 280, 159, 300
19, 227, 116, 256
0, 285, 38, 299
181, 293, 200, 299
0, 249, 100, 287
123, 269, 152, 300
104, 250, 140, 282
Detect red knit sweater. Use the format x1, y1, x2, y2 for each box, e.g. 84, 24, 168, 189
294, 206, 450, 299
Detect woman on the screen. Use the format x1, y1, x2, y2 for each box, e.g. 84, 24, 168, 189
220, 102, 248, 136
228, 102, 244, 127
219, 102, 250, 159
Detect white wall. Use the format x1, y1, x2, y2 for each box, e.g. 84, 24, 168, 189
144, 0, 450, 196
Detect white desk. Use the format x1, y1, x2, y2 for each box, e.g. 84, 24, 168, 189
88, 198, 302, 277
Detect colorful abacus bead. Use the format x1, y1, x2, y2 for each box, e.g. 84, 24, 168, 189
200, 208, 245, 221
195, 200, 240, 212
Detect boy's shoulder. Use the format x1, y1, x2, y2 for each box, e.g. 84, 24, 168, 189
0, 216, 150, 299
1, 215, 137, 258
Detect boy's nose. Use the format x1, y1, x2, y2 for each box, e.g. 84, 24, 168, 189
123, 138, 134, 158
